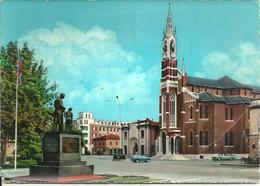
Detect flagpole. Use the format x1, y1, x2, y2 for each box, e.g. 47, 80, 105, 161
14, 51, 19, 170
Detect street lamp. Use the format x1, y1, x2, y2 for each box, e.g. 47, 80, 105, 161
106, 96, 134, 122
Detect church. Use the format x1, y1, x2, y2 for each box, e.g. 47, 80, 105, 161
156, 5, 260, 158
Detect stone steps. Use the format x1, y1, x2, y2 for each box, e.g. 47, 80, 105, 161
152, 154, 190, 161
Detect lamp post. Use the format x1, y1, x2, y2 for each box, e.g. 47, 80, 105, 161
106, 96, 134, 122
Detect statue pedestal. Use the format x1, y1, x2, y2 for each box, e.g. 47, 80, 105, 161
30, 132, 94, 177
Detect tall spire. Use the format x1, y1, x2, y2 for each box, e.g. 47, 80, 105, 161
166, 2, 172, 34
162, 2, 176, 60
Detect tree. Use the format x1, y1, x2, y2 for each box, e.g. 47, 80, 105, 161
0, 41, 57, 164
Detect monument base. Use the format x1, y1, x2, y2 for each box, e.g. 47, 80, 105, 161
30, 164, 94, 177
30, 132, 94, 177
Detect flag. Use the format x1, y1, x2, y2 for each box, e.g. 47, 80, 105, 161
16, 49, 22, 84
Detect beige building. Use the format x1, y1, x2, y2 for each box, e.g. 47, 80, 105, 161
76, 112, 127, 153
92, 134, 120, 155
249, 100, 260, 162
121, 119, 159, 156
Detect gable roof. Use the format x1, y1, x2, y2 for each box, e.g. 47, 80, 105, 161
198, 92, 252, 105
187, 75, 260, 91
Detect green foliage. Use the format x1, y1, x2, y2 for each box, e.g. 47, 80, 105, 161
18, 127, 42, 161
1, 159, 37, 169
0, 41, 58, 162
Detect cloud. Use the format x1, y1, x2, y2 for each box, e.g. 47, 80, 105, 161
195, 42, 260, 86
18, 22, 157, 112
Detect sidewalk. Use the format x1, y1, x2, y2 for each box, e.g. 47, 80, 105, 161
1, 168, 29, 178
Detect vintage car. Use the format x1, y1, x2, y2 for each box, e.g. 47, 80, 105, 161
212, 153, 235, 161
113, 153, 126, 160
131, 155, 151, 163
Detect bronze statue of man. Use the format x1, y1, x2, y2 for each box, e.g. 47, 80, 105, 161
65, 107, 73, 131
54, 93, 65, 131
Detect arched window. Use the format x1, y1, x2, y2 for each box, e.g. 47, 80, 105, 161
205, 105, 209, 118
199, 131, 203, 145
190, 106, 193, 119
199, 105, 203, 118
162, 95, 166, 128
230, 108, 233, 120
225, 107, 228, 120
225, 132, 229, 146
204, 131, 209, 145
189, 131, 193, 145
230, 132, 233, 145
170, 94, 176, 127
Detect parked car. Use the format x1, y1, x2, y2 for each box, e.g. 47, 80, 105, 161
131, 155, 151, 163
212, 153, 235, 161
112, 149, 126, 160
113, 153, 126, 160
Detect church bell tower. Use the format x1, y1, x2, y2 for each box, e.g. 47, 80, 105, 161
159, 3, 180, 132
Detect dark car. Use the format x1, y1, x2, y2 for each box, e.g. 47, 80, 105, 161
113, 153, 126, 160
131, 155, 151, 163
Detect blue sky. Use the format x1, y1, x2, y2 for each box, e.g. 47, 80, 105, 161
1, 0, 259, 122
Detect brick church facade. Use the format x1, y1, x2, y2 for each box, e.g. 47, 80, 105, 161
156, 5, 260, 157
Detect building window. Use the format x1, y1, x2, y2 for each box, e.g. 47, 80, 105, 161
244, 90, 246, 96
248, 110, 250, 119
205, 88, 207, 92
189, 131, 193, 145
230, 132, 233, 145
230, 108, 233, 120
110, 141, 112, 145
216, 90, 219, 95
204, 131, 209, 145
230, 90, 232, 95
124, 132, 127, 140
190, 106, 193, 119
170, 94, 176, 127
199, 131, 203, 145
162, 95, 166, 128
225, 132, 233, 146
199, 105, 203, 119
116, 141, 118, 145
141, 145, 145, 155
84, 120, 88, 124
225, 107, 228, 120
85, 140, 88, 144
192, 87, 194, 92
205, 105, 209, 118
141, 130, 144, 138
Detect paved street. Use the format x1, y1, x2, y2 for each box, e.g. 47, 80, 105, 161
1, 155, 259, 184
83, 155, 259, 184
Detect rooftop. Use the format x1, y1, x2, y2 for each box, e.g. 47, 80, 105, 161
198, 92, 252, 105
187, 76, 260, 93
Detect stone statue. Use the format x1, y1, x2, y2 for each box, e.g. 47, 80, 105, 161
53, 93, 65, 131
65, 107, 73, 131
